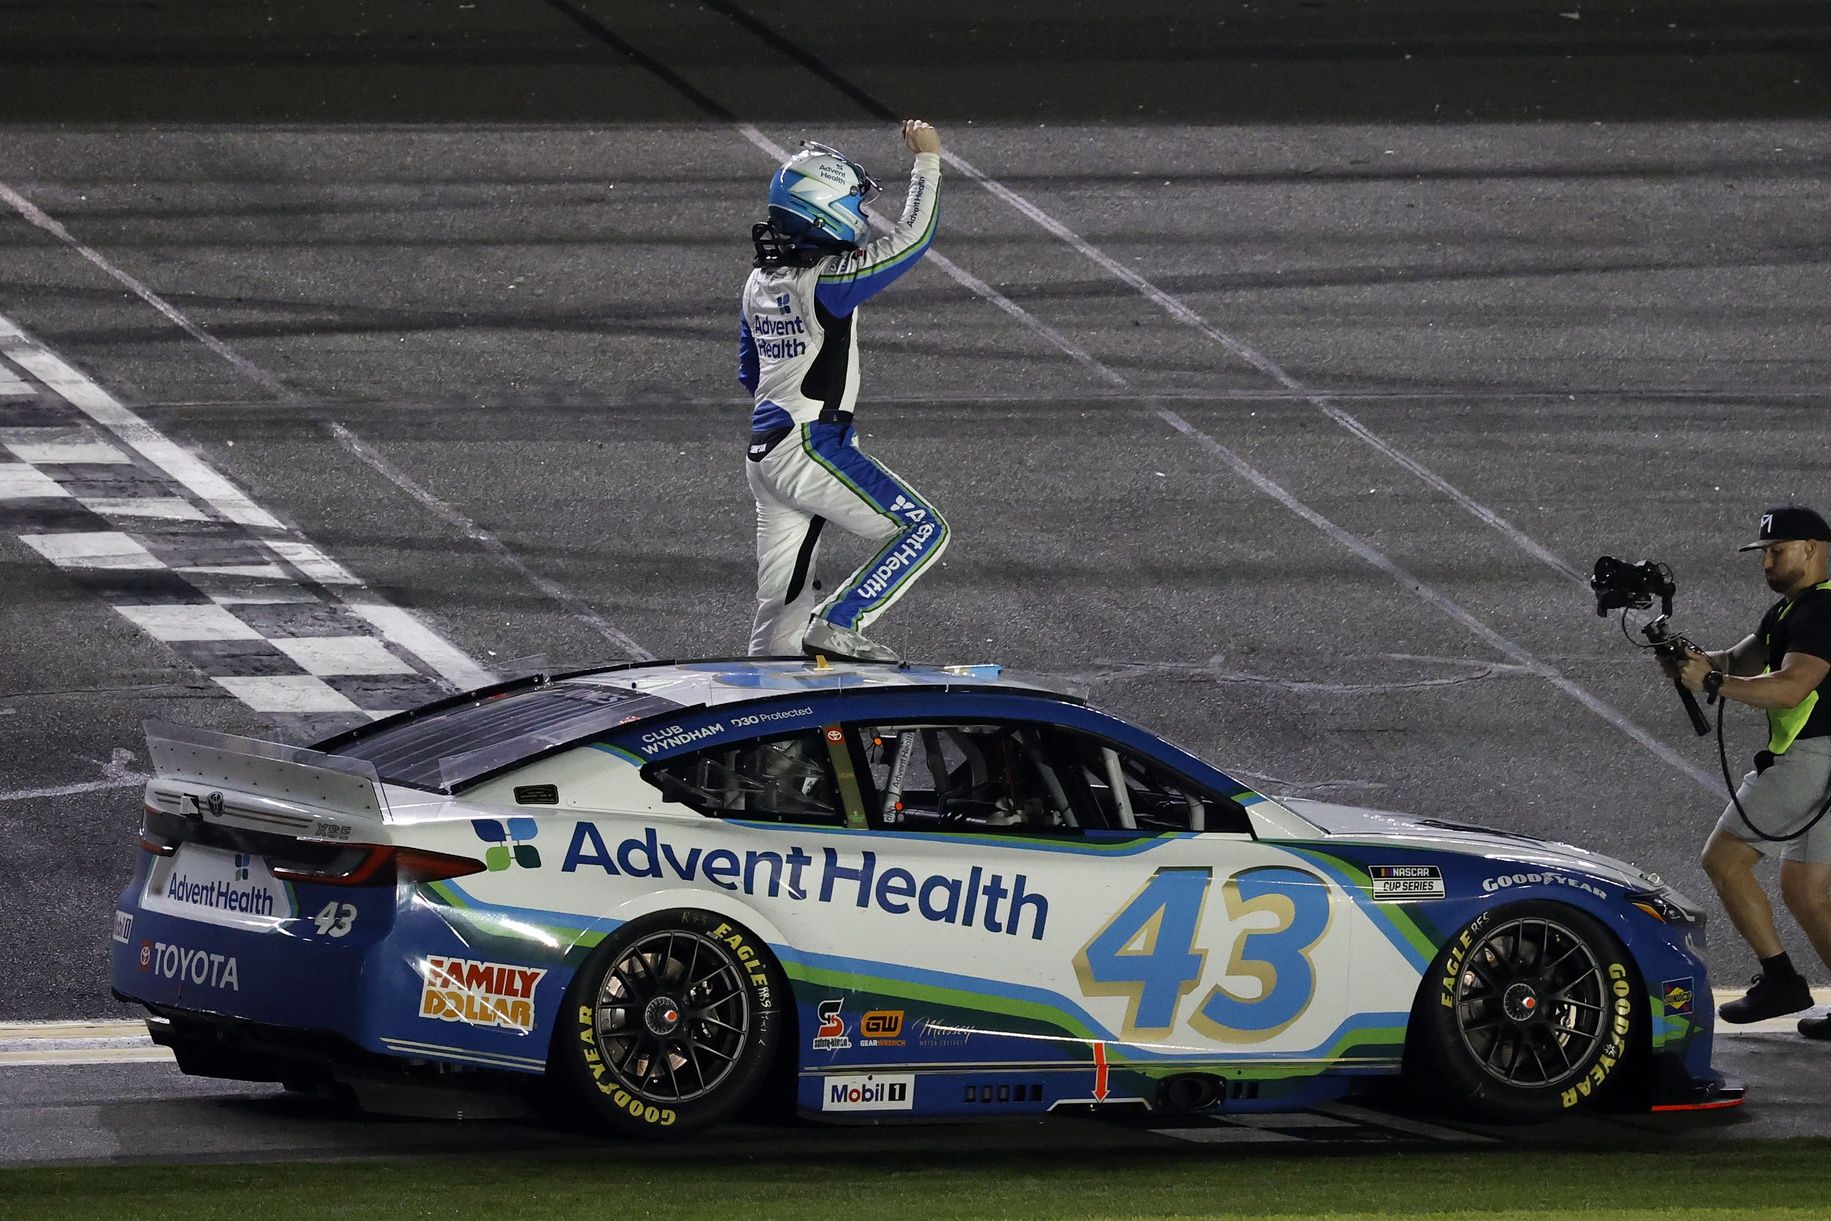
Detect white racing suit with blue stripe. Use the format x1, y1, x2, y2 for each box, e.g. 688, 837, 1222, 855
739, 152, 945, 656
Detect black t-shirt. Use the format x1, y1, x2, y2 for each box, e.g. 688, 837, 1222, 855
1759, 584, 1831, 743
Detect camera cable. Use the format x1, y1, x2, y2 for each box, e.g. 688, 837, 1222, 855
1709, 661, 1831, 843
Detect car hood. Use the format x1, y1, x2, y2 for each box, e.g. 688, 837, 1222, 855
1280, 797, 1669, 893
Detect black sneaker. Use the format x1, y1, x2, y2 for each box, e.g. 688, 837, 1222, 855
1799, 1013, 1831, 1040
1718, 972, 1813, 1023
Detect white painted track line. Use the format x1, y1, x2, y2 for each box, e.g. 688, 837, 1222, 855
0, 180, 650, 663
0, 310, 498, 699
324, 421, 653, 659
0, 361, 31, 398
19, 530, 163, 570
1314, 1101, 1499, 1143
1152, 1125, 1298, 1144
0, 315, 284, 530
939, 146, 1588, 588
0, 464, 70, 499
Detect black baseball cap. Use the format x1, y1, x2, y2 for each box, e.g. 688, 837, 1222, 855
1738, 505, 1831, 551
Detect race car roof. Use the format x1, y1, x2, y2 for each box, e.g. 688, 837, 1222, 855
316, 658, 1070, 791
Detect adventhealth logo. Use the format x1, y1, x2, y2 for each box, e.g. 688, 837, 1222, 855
857, 516, 940, 601
562, 826, 1049, 940
750, 298, 807, 360
166, 871, 275, 916
472, 818, 540, 871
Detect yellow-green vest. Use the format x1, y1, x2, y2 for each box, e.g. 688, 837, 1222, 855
1766, 580, 1831, 752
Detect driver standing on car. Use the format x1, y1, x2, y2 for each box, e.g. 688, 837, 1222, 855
1662, 506, 1831, 1034
739, 120, 947, 663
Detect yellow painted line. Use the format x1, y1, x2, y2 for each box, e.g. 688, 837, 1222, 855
0, 1021, 149, 1041
0, 1047, 173, 1067
0, 1020, 168, 1067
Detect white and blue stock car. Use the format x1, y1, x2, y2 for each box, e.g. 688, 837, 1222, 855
112, 659, 1742, 1136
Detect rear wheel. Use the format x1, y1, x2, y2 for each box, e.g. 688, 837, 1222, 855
1410, 902, 1640, 1122
554, 909, 785, 1138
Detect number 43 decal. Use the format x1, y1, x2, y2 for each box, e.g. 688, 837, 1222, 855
1073, 866, 1331, 1043
312, 901, 358, 938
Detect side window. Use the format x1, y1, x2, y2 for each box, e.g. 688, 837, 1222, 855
855, 723, 1080, 834
643, 732, 843, 826
1054, 730, 1252, 835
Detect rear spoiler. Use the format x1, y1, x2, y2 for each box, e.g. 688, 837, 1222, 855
144, 720, 392, 823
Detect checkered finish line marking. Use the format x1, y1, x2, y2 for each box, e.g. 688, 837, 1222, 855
0, 312, 494, 741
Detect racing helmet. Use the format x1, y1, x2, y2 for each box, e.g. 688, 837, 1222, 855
767, 141, 879, 249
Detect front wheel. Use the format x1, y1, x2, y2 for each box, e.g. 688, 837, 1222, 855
554, 909, 785, 1138
1409, 902, 1641, 1123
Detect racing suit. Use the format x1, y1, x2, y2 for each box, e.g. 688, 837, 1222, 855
739, 151, 946, 656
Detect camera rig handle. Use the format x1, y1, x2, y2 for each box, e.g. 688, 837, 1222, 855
1644, 615, 1711, 736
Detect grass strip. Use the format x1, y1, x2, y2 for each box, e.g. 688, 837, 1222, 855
4, 1141, 1831, 1220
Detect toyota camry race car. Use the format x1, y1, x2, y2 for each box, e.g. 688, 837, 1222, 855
111, 658, 1741, 1136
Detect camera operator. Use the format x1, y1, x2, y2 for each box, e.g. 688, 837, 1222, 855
1662, 506, 1831, 1034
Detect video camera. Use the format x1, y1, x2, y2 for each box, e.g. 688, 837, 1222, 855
1592, 556, 1710, 735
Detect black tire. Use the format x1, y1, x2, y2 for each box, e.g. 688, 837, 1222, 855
554, 909, 786, 1138
1408, 901, 1641, 1123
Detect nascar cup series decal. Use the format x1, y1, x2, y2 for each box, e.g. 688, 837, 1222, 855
1368, 865, 1445, 901
563, 827, 1049, 939
141, 842, 292, 930
418, 956, 547, 1034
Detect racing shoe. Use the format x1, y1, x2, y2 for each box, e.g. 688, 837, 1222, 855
1717, 972, 1813, 1023
802, 619, 900, 664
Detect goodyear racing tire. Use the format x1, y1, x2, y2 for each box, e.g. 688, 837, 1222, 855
1409, 901, 1642, 1123
555, 909, 786, 1138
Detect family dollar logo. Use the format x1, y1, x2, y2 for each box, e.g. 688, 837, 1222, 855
472, 817, 540, 871
419, 956, 547, 1033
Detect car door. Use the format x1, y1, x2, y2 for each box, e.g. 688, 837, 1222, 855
835, 716, 1353, 1070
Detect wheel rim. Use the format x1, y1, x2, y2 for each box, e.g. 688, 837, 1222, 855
1449, 916, 1609, 1090
593, 928, 752, 1105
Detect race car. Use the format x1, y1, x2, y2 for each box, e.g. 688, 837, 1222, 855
110, 657, 1741, 1136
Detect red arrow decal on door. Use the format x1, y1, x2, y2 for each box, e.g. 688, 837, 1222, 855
1093, 1041, 1109, 1100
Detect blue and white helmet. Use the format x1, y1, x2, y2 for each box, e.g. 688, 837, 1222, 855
767, 141, 880, 249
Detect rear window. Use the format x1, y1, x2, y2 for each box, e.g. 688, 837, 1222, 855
332, 682, 682, 790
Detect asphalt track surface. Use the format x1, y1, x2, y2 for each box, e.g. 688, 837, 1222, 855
2, 0, 1829, 1159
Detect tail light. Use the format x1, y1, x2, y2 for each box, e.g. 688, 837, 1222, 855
269, 843, 486, 887
140, 805, 178, 855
